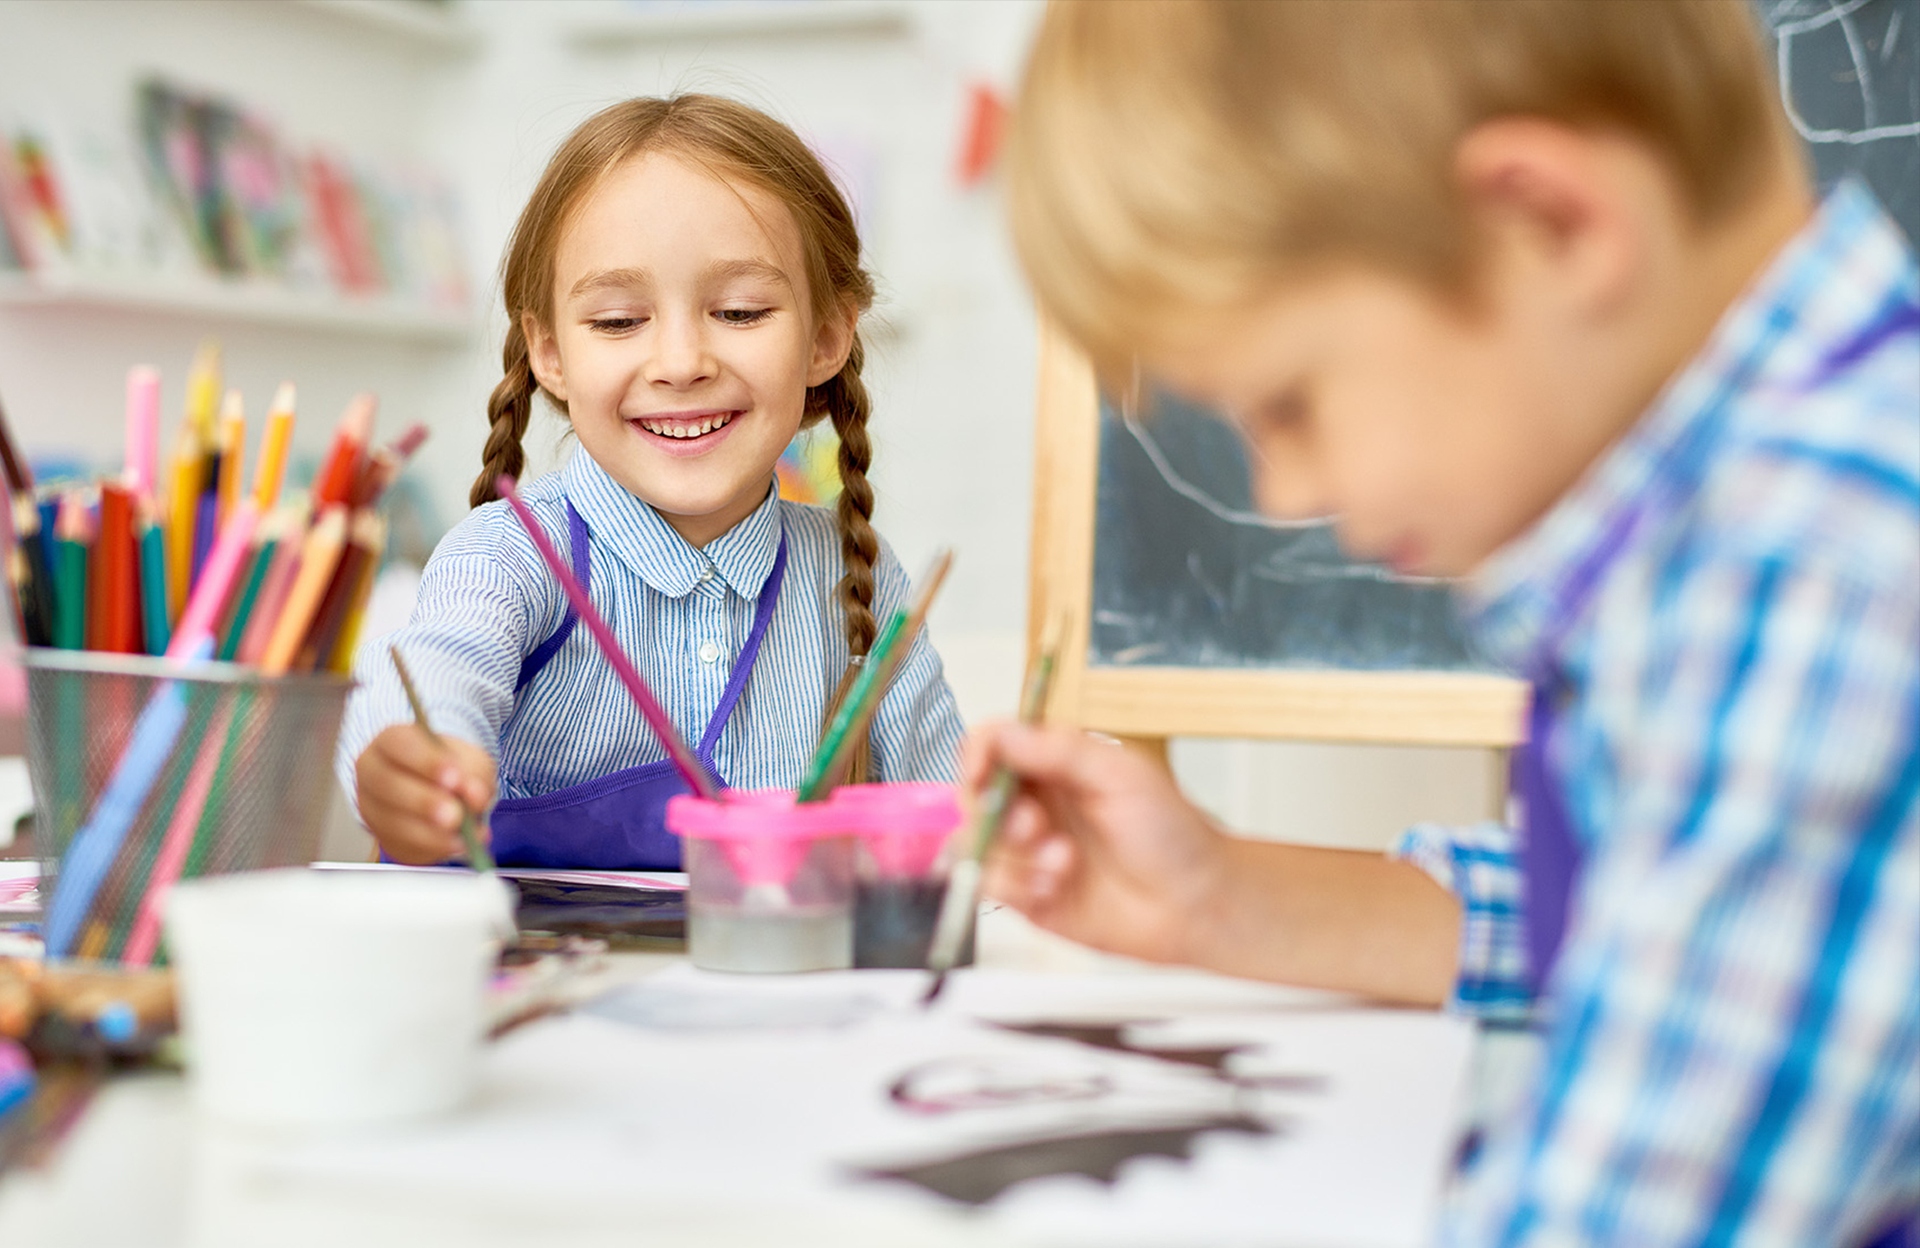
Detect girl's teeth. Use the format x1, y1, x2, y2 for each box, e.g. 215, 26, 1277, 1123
641, 414, 730, 438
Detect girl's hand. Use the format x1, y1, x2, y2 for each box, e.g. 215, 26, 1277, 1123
354, 725, 497, 866
968, 723, 1231, 965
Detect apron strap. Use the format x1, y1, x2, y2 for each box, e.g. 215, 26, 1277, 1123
1516, 678, 1582, 992
514, 502, 592, 694
694, 527, 789, 757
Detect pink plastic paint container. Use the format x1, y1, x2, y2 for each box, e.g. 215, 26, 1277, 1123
665, 791, 854, 973
830, 783, 972, 970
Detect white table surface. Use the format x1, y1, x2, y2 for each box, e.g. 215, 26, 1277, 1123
0, 906, 1541, 1248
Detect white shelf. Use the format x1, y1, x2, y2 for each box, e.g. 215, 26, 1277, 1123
0, 270, 476, 345
566, 0, 917, 46
286, 0, 483, 55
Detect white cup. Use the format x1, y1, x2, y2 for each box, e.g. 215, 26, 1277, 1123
165, 868, 514, 1129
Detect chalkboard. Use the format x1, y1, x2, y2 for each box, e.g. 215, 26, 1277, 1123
1082, 0, 1917, 683
1091, 395, 1480, 673
1763, 0, 1919, 242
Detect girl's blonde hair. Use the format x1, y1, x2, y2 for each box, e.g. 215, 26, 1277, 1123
475, 94, 884, 689
1008, 0, 1790, 374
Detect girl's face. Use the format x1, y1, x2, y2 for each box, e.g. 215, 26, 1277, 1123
526, 152, 852, 547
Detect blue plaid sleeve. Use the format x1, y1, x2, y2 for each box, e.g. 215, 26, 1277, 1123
1393, 820, 1534, 1024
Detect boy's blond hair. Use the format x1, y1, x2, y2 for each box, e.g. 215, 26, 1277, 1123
1008, 0, 1793, 372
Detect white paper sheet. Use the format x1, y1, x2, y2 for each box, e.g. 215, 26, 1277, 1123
239, 966, 1471, 1247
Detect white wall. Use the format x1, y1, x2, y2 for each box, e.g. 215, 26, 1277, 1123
0, 0, 1498, 857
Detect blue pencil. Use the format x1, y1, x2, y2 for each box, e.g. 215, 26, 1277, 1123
42, 636, 211, 958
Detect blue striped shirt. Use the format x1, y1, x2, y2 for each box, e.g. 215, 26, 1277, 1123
335, 449, 965, 815
1396, 182, 1919, 1245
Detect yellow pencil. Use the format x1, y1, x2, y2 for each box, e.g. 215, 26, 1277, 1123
253, 382, 296, 510
184, 340, 221, 442
165, 427, 202, 620
216, 389, 244, 529
259, 505, 347, 675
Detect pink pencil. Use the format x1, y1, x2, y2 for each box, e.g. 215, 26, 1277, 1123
119, 701, 231, 966
125, 366, 160, 502
496, 476, 721, 798
168, 498, 259, 660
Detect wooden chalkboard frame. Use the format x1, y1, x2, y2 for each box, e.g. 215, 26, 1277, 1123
1028, 320, 1529, 749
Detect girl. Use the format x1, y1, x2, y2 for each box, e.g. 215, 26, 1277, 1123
336, 94, 965, 869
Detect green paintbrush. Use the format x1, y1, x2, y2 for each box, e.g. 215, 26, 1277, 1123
390, 644, 496, 873
922, 613, 1068, 1006
794, 549, 954, 803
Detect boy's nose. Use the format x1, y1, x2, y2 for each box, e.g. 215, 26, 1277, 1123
644, 314, 717, 388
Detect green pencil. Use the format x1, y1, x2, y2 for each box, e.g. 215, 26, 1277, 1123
138, 516, 170, 656
390, 645, 496, 873
922, 613, 1069, 1006
51, 497, 89, 650
216, 534, 276, 661
795, 550, 953, 803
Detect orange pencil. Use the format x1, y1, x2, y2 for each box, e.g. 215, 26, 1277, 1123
87, 481, 141, 654
216, 390, 244, 529
259, 506, 347, 674
252, 382, 296, 510
296, 511, 383, 671
312, 396, 375, 511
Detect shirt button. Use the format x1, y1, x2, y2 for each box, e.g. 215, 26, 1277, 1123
698, 641, 722, 664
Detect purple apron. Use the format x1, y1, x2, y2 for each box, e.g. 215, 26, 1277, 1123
486, 502, 789, 871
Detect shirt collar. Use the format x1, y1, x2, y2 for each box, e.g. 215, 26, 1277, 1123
1459, 180, 1912, 676
563, 450, 783, 600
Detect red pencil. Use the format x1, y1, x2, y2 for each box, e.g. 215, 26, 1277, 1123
312, 395, 375, 511
87, 480, 142, 653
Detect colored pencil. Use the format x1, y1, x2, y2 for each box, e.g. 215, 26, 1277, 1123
120, 695, 232, 967
137, 509, 169, 656
183, 340, 220, 443
496, 475, 721, 799
86, 482, 141, 654
922, 614, 1069, 1006
216, 509, 292, 662
312, 395, 374, 510
191, 486, 217, 588
350, 422, 428, 508
40, 636, 210, 959
216, 390, 244, 529
294, 511, 380, 671
259, 506, 346, 674
10, 494, 53, 647
325, 537, 381, 674
164, 427, 202, 620
0, 391, 31, 496
51, 495, 91, 651
169, 498, 260, 660
390, 645, 495, 872
252, 382, 295, 509
235, 527, 304, 667
796, 549, 954, 802
124, 366, 160, 502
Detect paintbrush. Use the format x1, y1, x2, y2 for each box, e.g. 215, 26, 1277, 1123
922, 614, 1068, 1007
495, 475, 722, 799
390, 645, 496, 873
795, 549, 954, 802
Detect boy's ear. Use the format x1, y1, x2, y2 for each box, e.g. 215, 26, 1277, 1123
806, 302, 858, 388
523, 313, 568, 404
1453, 119, 1650, 318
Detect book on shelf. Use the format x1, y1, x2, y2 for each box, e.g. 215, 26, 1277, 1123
0, 78, 470, 315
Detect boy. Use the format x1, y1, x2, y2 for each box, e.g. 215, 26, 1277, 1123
976, 2, 1918, 1244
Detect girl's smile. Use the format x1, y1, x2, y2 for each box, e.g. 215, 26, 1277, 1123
524, 151, 853, 548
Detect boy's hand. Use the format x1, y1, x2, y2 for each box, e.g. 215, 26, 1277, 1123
354, 725, 496, 866
967, 723, 1230, 965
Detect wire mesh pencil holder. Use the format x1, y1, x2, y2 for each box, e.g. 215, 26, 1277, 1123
24, 648, 352, 965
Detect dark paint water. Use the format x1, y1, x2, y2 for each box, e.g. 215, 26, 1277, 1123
853, 879, 974, 969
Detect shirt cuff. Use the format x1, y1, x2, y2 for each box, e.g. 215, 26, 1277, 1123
1393, 820, 1535, 1024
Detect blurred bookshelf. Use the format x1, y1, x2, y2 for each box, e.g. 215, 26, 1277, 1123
0, 270, 473, 344
565, 0, 917, 46
286, 0, 483, 54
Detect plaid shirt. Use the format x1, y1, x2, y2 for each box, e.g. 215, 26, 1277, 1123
1396, 181, 1919, 1246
